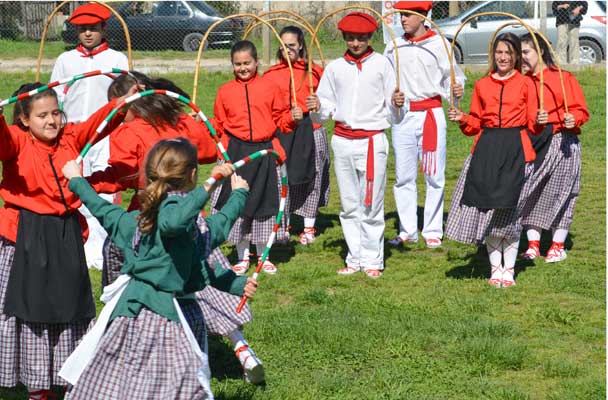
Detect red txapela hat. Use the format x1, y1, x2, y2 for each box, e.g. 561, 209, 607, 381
393, 1, 433, 12
337, 12, 378, 34
68, 3, 111, 25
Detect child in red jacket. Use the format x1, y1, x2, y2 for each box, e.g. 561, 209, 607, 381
211, 40, 302, 275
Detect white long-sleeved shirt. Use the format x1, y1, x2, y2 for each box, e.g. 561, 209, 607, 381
50, 48, 129, 123
311, 51, 405, 130
384, 33, 466, 102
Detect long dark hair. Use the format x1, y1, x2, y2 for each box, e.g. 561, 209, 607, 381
276, 25, 308, 66
489, 32, 522, 74
137, 138, 198, 234
107, 71, 186, 127
12, 83, 65, 131
520, 32, 557, 70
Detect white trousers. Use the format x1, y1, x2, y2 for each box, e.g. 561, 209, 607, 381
80, 136, 112, 270
331, 134, 388, 270
392, 107, 446, 240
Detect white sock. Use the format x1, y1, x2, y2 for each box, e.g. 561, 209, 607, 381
553, 228, 568, 243
236, 240, 250, 261
255, 244, 266, 259
502, 237, 519, 270
227, 329, 245, 348
304, 217, 316, 228
526, 227, 541, 241
485, 236, 503, 267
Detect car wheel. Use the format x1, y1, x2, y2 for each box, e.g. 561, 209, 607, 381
182, 32, 207, 52
579, 38, 603, 64
453, 43, 464, 64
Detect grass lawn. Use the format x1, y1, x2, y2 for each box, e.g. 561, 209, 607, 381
0, 67, 605, 400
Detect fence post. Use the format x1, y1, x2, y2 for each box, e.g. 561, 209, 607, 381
539, 0, 547, 36
262, 0, 271, 66
449, 1, 459, 17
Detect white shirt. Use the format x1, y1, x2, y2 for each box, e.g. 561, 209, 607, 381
384, 33, 466, 102
311, 51, 405, 130
50, 48, 129, 123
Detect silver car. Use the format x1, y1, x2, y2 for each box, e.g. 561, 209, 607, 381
435, 0, 606, 64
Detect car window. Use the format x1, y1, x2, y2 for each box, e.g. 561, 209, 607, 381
128, 1, 155, 17
156, 1, 176, 17
476, 1, 534, 21
188, 1, 219, 17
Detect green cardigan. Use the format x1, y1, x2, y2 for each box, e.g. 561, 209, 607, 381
69, 177, 248, 322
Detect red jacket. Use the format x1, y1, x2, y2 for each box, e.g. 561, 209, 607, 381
88, 114, 218, 211
212, 73, 296, 159
459, 71, 543, 162
0, 99, 125, 242
264, 59, 323, 122
527, 67, 589, 135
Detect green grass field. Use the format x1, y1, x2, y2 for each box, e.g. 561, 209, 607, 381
0, 67, 605, 399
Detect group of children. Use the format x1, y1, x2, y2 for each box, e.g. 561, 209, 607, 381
0, 1, 589, 399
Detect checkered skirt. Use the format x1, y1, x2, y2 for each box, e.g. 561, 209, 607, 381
102, 220, 253, 337
210, 162, 289, 245
446, 155, 535, 245
288, 127, 331, 218
0, 238, 93, 389
102, 237, 124, 287
521, 132, 581, 230
64, 306, 209, 400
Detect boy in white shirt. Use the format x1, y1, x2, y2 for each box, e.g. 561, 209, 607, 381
384, 1, 465, 248
307, 12, 405, 278
50, 2, 128, 270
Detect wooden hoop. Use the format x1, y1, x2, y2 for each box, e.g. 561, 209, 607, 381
489, 22, 568, 113
382, 9, 457, 107
36, 1, 133, 81
308, 5, 400, 96
192, 13, 297, 106
452, 12, 544, 109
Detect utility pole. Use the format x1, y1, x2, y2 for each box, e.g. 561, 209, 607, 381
449, 1, 459, 17
539, 0, 547, 36
262, 0, 271, 66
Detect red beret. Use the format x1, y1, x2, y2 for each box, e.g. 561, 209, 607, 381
68, 3, 111, 25
393, 1, 433, 12
337, 12, 378, 34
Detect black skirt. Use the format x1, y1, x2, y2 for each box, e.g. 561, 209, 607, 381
462, 127, 526, 210
4, 210, 95, 323
277, 115, 315, 185
215, 133, 279, 218
528, 124, 554, 169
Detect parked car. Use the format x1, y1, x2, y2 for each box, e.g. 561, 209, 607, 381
62, 1, 244, 52
435, 0, 606, 64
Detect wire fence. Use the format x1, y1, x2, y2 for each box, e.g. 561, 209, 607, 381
0, 1, 476, 52
0, 1, 604, 65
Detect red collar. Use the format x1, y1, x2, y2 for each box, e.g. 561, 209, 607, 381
404, 28, 436, 43
344, 47, 374, 71
76, 40, 110, 57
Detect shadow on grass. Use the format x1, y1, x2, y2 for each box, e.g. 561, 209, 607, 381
445, 242, 537, 281
386, 208, 450, 237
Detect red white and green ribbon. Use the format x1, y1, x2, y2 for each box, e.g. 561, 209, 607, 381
0, 68, 135, 108
75, 89, 229, 164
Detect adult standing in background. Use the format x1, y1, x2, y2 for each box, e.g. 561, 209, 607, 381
552, 1, 588, 64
